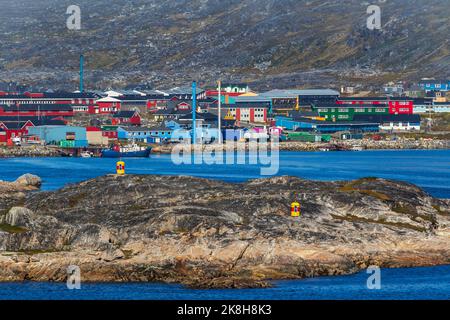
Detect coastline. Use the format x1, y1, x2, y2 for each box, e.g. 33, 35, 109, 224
0, 174, 449, 289
1, 139, 449, 158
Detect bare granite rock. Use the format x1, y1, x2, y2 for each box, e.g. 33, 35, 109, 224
14, 174, 42, 189
0, 174, 449, 288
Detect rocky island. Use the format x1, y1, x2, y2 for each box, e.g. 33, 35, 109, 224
0, 174, 449, 288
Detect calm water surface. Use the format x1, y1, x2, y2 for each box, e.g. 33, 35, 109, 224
1, 150, 449, 197
1, 150, 449, 300
0, 266, 449, 300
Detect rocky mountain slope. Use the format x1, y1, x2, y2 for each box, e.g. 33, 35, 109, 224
0, 174, 449, 288
0, 0, 449, 90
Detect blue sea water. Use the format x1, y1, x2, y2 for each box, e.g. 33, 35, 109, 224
0, 150, 449, 300
0, 150, 449, 197
0, 266, 449, 300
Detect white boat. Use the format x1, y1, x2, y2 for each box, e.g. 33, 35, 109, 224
80, 151, 92, 158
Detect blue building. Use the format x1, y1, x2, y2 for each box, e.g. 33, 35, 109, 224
432, 102, 450, 113
118, 126, 173, 142
164, 120, 183, 130
419, 80, 450, 92
275, 116, 379, 134
27, 126, 87, 146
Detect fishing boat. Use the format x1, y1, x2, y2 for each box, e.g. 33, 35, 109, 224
350, 146, 364, 152
101, 143, 152, 158
80, 151, 93, 158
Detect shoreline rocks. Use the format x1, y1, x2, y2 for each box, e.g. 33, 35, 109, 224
0, 174, 449, 288
1, 139, 449, 158
0, 146, 61, 158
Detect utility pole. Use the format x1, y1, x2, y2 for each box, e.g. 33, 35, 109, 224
218, 80, 222, 144
192, 81, 197, 145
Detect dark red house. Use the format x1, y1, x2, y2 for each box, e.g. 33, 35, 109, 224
112, 111, 141, 125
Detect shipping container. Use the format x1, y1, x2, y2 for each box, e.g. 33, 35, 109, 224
59, 140, 89, 148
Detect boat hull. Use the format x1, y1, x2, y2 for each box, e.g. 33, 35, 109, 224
101, 147, 152, 158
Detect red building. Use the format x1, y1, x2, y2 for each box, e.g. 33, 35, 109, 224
337, 97, 413, 114
223, 102, 270, 123
389, 98, 414, 115
90, 97, 121, 114
147, 99, 168, 112
337, 97, 388, 105
102, 130, 118, 140
0, 121, 34, 140
112, 111, 141, 126
0, 128, 8, 144
0, 117, 67, 140
0, 92, 98, 106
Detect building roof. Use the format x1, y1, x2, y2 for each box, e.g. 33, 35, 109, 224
154, 108, 191, 116
260, 89, 339, 98
86, 127, 102, 132
289, 110, 321, 119
0, 121, 30, 129
42, 92, 99, 99
338, 97, 389, 101
280, 117, 380, 126
222, 101, 271, 108
96, 97, 121, 103
235, 96, 272, 103
313, 103, 388, 109
1, 104, 73, 111
120, 125, 173, 132
221, 83, 249, 87
419, 79, 450, 84
353, 114, 421, 123
0, 92, 99, 99
178, 112, 218, 122
389, 97, 414, 101
113, 111, 139, 118
413, 98, 433, 104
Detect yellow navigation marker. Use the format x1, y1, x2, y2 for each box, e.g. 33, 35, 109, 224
291, 201, 301, 217
116, 161, 125, 175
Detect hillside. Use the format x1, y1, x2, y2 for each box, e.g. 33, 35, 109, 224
0, 0, 449, 90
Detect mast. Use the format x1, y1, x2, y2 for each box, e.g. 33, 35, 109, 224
218, 80, 222, 144
192, 81, 197, 145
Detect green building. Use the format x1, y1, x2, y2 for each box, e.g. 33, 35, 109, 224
312, 104, 389, 121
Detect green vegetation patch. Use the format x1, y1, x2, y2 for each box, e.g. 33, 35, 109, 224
17, 249, 62, 255
0, 223, 28, 234
392, 203, 436, 224
339, 178, 391, 201
432, 205, 450, 216
330, 214, 427, 233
